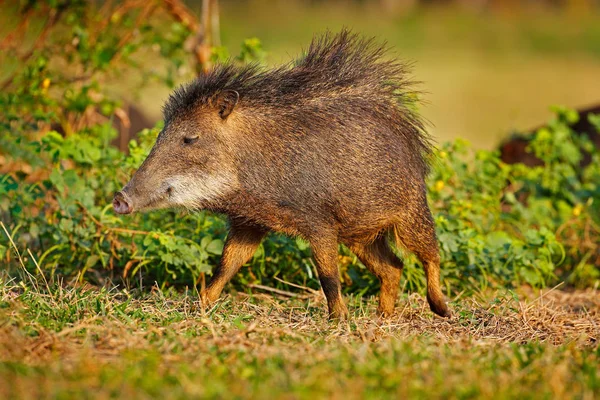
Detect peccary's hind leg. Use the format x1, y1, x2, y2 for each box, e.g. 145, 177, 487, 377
201, 222, 266, 305
394, 208, 451, 318
347, 236, 402, 317
309, 231, 349, 320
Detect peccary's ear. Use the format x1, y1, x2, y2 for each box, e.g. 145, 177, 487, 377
214, 89, 239, 120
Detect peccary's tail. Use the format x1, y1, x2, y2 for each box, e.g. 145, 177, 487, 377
389, 215, 450, 318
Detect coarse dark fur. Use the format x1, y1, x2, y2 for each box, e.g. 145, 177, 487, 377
163, 31, 432, 175
113, 30, 450, 320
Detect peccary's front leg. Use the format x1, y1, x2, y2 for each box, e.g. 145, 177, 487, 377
309, 231, 349, 320
201, 222, 266, 305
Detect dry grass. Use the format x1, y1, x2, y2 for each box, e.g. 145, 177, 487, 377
0, 278, 598, 399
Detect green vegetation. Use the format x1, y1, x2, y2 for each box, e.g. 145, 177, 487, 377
2, 106, 599, 296
0, 2, 599, 398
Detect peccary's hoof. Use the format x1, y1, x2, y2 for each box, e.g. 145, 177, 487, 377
376, 307, 395, 319
200, 290, 218, 308
328, 304, 350, 321
427, 295, 451, 318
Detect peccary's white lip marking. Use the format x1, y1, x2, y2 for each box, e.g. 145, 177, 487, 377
165, 172, 236, 209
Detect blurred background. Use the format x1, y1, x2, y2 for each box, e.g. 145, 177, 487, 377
2, 0, 600, 148
217, 0, 600, 148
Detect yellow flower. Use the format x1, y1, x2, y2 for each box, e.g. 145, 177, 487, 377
435, 180, 445, 191
439, 151, 447, 159
42, 78, 51, 90
572, 204, 582, 217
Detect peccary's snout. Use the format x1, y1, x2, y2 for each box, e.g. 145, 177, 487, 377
113, 191, 133, 214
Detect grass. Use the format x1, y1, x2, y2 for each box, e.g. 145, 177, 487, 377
0, 274, 598, 399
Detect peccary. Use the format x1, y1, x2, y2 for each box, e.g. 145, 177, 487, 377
113, 30, 450, 319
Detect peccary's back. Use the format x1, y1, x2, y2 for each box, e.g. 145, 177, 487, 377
231, 99, 428, 226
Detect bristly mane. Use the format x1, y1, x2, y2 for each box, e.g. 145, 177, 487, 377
163, 29, 432, 164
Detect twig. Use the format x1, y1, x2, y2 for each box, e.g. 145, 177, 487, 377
110, 2, 158, 66
76, 202, 152, 237
273, 276, 320, 295
0, 6, 35, 49
194, 0, 217, 73
114, 107, 131, 152
0, 221, 38, 289
162, 0, 199, 31
0, 7, 63, 91
524, 281, 565, 312
248, 284, 312, 299
90, 0, 145, 45
27, 248, 53, 297
109, 227, 153, 236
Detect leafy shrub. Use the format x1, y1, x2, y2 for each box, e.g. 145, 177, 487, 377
3, 108, 598, 296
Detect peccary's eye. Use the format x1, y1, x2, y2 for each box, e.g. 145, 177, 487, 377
183, 137, 199, 145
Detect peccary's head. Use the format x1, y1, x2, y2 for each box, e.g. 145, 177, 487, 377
113, 90, 241, 214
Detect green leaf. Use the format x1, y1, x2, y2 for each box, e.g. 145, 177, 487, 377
296, 238, 310, 251
49, 168, 65, 193
486, 231, 512, 251
206, 239, 224, 255
84, 255, 100, 270
519, 267, 542, 287
200, 236, 212, 250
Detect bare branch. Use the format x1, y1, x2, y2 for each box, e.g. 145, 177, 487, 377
162, 0, 199, 31
0, 7, 63, 90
